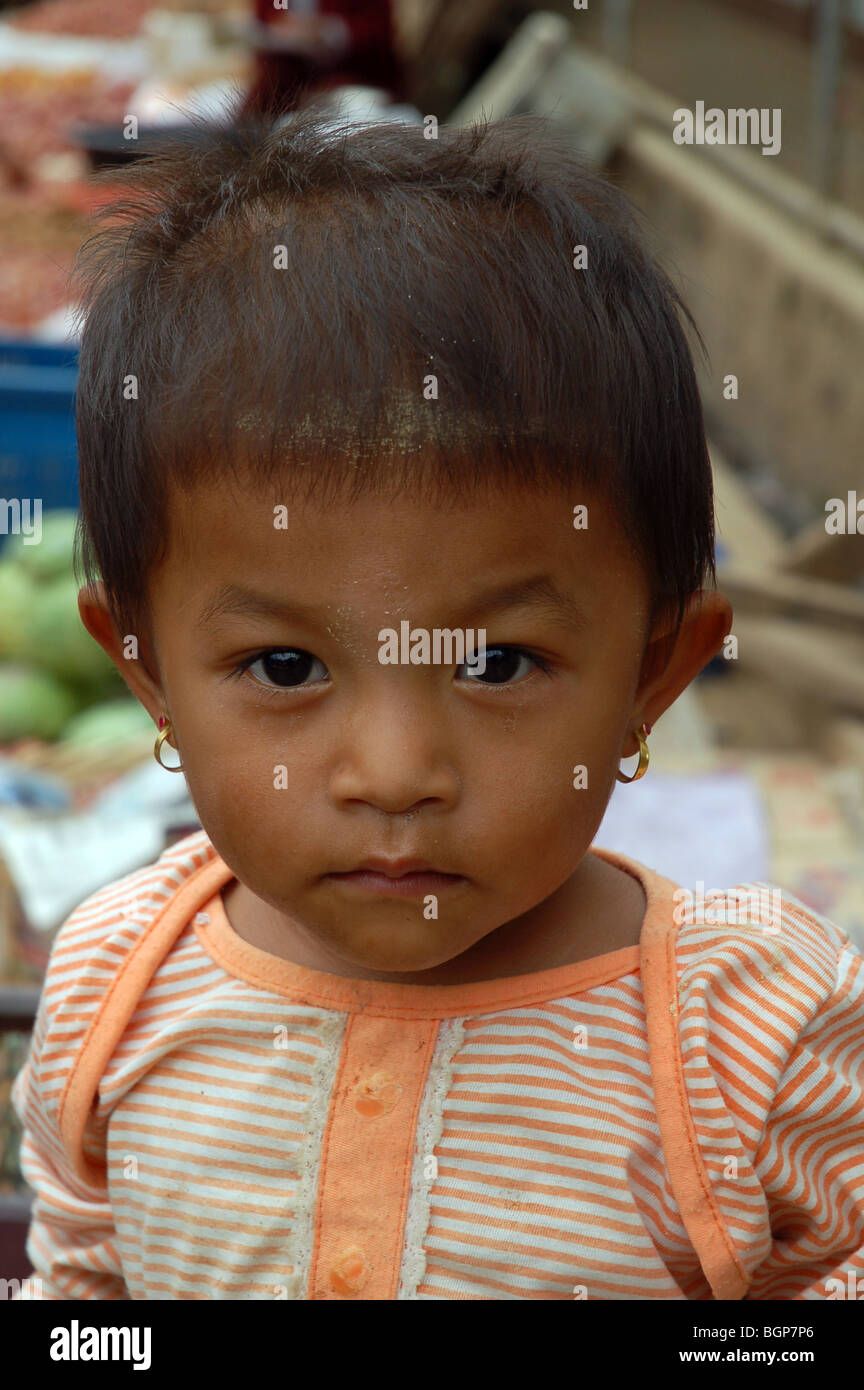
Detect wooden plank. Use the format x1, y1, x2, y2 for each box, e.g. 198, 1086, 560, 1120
394, 0, 441, 59
408, 0, 513, 114
416, 0, 505, 65
778, 515, 864, 583
718, 563, 864, 630
824, 717, 864, 773
447, 12, 570, 126
448, 16, 633, 166
710, 445, 784, 571
731, 614, 864, 714
518, 47, 635, 165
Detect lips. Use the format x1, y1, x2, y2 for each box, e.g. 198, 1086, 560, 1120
325, 857, 467, 896
353, 857, 446, 879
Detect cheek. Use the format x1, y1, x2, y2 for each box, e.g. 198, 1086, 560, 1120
180, 733, 319, 854
476, 722, 619, 857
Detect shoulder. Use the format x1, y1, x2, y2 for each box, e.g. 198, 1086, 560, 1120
665, 880, 864, 1177
591, 847, 857, 1025
22, 829, 218, 1107
671, 881, 856, 1032
40, 828, 217, 1013
666, 886, 864, 1298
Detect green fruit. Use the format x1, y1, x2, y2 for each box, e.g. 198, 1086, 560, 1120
17, 576, 113, 685
0, 665, 77, 742
65, 664, 126, 705
0, 563, 36, 658
60, 698, 153, 749
2, 510, 79, 581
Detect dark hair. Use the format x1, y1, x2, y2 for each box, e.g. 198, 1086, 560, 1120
73, 106, 716, 661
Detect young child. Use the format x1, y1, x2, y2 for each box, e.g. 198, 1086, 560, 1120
12, 109, 864, 1301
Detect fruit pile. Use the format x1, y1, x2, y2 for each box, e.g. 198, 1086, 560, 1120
0, 67, 136, 328
9, 0, 154, 38
0, 185, 86, 328
0, 511, 151, 745
7, 0, 237, 35
0, 66, 137, 175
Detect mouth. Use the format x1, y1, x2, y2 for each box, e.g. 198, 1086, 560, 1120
324, 858, 468, 897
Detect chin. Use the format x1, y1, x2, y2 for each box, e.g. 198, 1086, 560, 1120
334, 934, 465, 975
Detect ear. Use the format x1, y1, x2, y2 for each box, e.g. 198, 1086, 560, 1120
623, 589, 734, 754
77, 582, 165, 724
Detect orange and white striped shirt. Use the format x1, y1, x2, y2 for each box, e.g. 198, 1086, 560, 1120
11, 827, 864, 1300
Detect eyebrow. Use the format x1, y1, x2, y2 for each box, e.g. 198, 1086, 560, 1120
195, 574, 588, 635
454, 575, 588, 634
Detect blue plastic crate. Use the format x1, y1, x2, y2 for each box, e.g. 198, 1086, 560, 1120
0, 337, 79, 550
0, 339, 79, 371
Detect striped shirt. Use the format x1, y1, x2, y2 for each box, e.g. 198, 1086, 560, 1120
11, 827, 864, 1300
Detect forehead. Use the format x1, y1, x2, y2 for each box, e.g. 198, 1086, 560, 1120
156, 472, 647, 619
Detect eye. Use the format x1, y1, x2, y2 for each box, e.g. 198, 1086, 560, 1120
456, 645, 552, 685
235, 649, 329, 689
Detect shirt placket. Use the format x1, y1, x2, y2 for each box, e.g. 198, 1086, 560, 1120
308, 1012, 440, 1299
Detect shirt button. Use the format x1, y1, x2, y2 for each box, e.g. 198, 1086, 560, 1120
353, 1069, 402, 1117
330, 1246, 370, 1295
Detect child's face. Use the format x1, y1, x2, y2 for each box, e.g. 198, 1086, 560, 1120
84, 473, 729, 973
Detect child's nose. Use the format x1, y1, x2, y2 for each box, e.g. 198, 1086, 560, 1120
328, 713, 460, 815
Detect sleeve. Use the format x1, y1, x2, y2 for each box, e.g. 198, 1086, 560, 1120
667, 885, 864, 1301
744, 933, 864, 1300
10, 966, 129, 1300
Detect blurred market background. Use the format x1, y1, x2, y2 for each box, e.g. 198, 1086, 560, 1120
1, 0, 864, 1279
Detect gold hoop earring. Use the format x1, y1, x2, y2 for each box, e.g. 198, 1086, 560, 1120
154, 716, 185, 773
616, 722, 650, 783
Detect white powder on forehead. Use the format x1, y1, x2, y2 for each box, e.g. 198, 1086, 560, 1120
323, 603, 380, 661
230, 386, 534, 456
